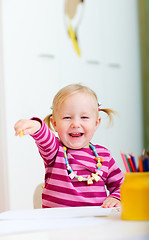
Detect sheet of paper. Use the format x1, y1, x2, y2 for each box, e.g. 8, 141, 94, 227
0, 206, 115, 221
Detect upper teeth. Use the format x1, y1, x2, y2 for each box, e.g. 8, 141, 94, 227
70, 133, 81, 136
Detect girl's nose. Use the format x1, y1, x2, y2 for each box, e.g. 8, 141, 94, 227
71, 118, 80, 128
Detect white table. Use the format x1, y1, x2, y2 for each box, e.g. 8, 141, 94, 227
0, 207, 148, 240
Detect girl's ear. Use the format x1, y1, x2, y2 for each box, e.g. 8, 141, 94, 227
50, 116, 57, 132
95, 117, 101, 129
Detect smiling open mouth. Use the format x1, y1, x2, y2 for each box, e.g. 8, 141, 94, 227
69, 133, 83, 137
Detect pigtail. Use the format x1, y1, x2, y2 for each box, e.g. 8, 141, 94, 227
43, 114, 54, 131
100, 108, 118, 126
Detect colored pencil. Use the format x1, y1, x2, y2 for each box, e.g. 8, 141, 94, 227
143, 156, 149, 172
129, 153, 137, 172
125, 154, 132, 172
127, 154, 136, 172
121, 152, 130, 172
138, 156, 143, 172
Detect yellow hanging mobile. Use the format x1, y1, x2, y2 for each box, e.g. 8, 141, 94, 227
64, 0, 85, 56
68, 17, 81, 56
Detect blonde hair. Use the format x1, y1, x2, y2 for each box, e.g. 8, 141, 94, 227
44, 83, 116, 131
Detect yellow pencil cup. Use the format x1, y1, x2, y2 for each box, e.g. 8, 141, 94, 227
120, 172, 149, 220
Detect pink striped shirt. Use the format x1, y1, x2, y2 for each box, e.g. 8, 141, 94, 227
31, 118, 124, 208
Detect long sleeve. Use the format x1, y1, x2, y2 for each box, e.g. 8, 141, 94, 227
30, 118, 59, 166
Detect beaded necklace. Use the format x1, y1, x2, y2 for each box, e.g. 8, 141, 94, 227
63, 143, 103, 185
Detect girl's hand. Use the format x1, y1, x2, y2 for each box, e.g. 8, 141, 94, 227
14, 119, 41, 136
101, 197, 121, 208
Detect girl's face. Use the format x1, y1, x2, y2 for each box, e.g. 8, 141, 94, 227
51, 92, 101, 149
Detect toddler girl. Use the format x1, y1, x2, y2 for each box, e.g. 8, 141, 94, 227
14, 84, 123, 208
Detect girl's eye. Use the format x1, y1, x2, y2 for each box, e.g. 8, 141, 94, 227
63, 116, 71, 119
81, 116, 89, 119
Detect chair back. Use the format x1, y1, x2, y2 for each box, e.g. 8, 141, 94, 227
33, 183, 44, 209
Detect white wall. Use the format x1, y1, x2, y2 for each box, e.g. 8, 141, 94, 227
0, 0, 9, 212
0, 0, 143, 210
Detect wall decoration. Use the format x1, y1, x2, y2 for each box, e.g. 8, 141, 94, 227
64, 0, 85, 56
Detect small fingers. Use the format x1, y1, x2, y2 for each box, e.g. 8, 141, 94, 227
14, 119, 41, 136
101, 197, 120, 208
14, 120, 24, 136
115, 201, 121, 208
14, 119, 30, 136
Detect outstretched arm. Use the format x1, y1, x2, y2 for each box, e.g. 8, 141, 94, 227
14, 119, 41, 136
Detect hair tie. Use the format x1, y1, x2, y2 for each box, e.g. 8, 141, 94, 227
98, 102, 101, 112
